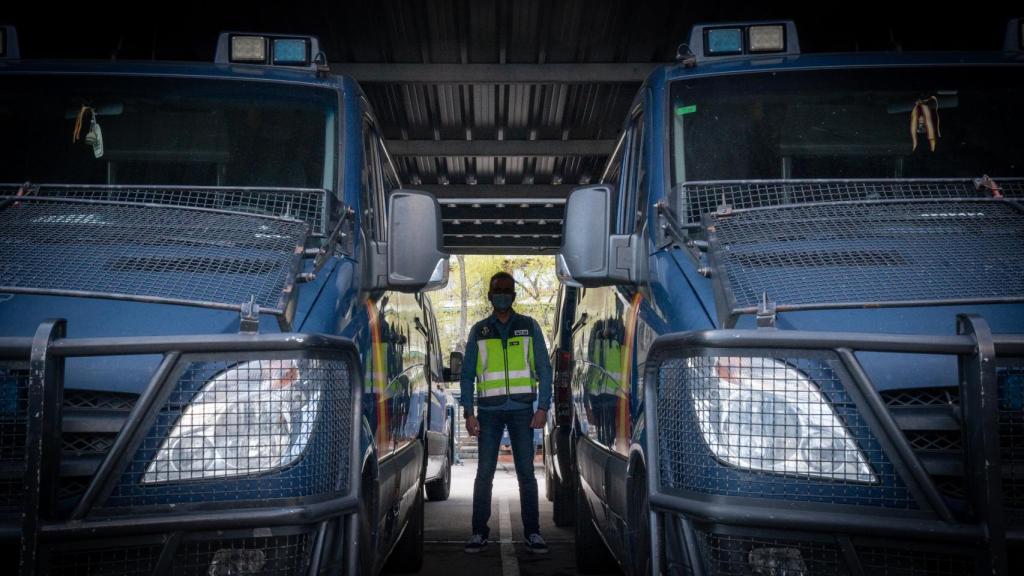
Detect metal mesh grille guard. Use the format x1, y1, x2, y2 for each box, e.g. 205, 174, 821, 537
0, 197, 308, 315
679, 178, 1024, 227
705, 199, 1024, 320
0, 184, 328, 236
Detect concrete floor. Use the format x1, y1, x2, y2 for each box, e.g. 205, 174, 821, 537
383, 455, 617, 576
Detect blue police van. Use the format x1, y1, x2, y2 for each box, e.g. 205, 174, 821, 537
555, 19, 1024, 576
0, 28, 454, 575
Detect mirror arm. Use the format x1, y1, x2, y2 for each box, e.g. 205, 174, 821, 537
655, 200, 690, 250
570, 311, 590, 335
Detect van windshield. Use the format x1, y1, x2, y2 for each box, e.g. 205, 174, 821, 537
0, 75, 337, 190
669, 66, 1024, 186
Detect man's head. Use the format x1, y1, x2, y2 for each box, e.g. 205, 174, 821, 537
488, 271, 516, 313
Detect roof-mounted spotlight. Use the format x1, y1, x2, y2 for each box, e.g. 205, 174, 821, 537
215, 33, 323, 70
685, 20, 799, 65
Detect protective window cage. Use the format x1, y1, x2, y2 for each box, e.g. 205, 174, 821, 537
655, 350, 917, 508
702, 198, 1024, 324
0, 195, 309, 323
1, 184, 329, 236
677, 177, 1024, 228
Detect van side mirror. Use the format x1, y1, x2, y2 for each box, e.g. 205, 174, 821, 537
365, 189, 450, 292
447, 351, 464, 382
556, 185, 645, 287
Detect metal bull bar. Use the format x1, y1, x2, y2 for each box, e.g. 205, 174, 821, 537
642, 314, 1024, 576
0, 320, 365, 576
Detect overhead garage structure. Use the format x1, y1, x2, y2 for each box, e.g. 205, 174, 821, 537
328, 2, 667, 253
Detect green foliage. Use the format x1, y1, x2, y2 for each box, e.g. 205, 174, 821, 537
429, 255, 558, 358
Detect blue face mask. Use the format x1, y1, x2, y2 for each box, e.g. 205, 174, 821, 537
489, 293, 514, 312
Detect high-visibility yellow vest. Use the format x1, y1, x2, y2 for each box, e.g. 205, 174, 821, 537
474, 315, 538, 406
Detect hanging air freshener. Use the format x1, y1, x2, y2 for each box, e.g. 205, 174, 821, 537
84, 115, 104, 158
72, 105, 104, 158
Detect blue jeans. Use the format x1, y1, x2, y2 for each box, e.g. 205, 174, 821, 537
472, 408, 539, 538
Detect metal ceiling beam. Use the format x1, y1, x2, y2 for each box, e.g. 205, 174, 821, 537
420, 185, 573, 200
443, 206, 564, 221
387, 139, 615, 157
332, 62, 659, 83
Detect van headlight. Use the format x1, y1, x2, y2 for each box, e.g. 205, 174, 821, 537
143, 359, 322, 483
688, 356, 876, 483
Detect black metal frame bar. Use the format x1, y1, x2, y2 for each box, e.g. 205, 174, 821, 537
642, 314, 1023, 575
1, 321, 365, 576
701, 197, 1024, 327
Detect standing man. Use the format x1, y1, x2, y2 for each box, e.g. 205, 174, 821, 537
462, 271, 552, 555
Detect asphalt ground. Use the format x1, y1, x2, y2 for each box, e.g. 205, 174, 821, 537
383, 453, 618, 576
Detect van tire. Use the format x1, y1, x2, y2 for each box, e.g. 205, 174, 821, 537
387, 485, 425, 572
552, 475, 575, 527
628, 469, 652, 576
358, 467, 379, 576
575, 481, 615, 573
425, 453, 451, 501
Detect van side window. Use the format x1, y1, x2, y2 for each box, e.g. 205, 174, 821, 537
361, 117, 387, 241
358, 118, 378, 239
379, 138, 401, 195
602, 132, 627, 230
625, 109, 647, 234
618, 108, 646, 234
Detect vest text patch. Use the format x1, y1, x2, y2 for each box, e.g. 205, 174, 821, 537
509, 341, 521, 346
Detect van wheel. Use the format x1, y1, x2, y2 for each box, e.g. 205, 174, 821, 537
358, 468, 379, 576
628, 470, 652, 576
386, 486, 424, 572
425, 453, 451, 501
552, 474, 575, 527
575, 482, 616, 573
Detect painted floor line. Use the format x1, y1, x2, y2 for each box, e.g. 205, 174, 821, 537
499, 497, 520, 576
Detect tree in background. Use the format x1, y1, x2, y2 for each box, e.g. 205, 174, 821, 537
430, 255, 558, 360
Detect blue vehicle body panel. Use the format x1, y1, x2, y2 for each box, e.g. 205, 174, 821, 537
564, 43, 1024, 575
0, 53, 447, 575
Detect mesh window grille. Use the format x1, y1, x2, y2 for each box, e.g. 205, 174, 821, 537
172, 532, 313, 576
1, 184, 328, 235
696, 530, 977, 576
854, 544, 974, 576
656, 354, 915, 507
48, 543, 162, 576
0, 198, 308, 314
696, 531, 848, 576
679, 178, 1024, 226
998, 360, 1024, 525
705, 200, 1024, 315
104, 358, 351, 509
0, 363, 29, 512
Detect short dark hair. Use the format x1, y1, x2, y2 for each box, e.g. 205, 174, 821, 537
489, 271, 515, 290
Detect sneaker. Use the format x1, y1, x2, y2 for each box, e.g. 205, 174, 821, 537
525, 533, 549, 554
465, 534, 488, 554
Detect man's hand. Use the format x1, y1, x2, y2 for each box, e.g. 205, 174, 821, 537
530, 409, 547, 429
466, 415, 480, 437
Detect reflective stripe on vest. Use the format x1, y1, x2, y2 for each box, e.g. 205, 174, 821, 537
476, 332, 536, 399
